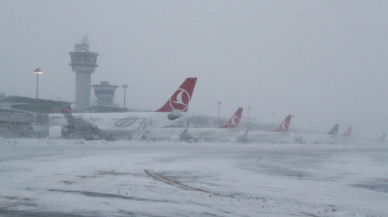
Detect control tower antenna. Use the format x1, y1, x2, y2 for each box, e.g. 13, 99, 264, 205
69, 36, 99, 111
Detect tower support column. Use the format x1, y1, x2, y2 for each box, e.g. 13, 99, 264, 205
75, 72, 92, 111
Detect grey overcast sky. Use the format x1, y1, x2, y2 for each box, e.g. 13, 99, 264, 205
1, 0, 388, 138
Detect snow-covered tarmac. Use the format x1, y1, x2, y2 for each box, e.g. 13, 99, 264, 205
0, 139, 387, 216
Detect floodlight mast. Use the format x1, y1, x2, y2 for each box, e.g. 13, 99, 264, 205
33, 68, 43, 99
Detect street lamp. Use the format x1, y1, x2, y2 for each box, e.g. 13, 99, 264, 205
33, 68, 43, 99
247, 107, 251, 126
217, 101, 222, 127
122, 84, 128, 109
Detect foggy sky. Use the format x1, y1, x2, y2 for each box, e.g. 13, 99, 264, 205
1, 0, 388, 139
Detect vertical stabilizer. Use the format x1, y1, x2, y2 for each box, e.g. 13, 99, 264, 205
342, 127, 353, 137
218, 107, 243, 129
65, 106, 71, 114
155, 78, 197, 112
328, 124, 339, 135
272, 115, 292, 132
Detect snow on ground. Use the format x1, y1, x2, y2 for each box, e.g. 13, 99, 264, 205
0, 138, 387, 216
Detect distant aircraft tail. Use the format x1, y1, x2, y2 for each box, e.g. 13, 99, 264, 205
377, 134, 386, 143
65, 106, 71, 114
218, 107, 243, 129
328, 124, 339, 135
64, 106, 76, 122
272, 115, 292, 132
155, 77, 197, 112
342, 127, 353, 137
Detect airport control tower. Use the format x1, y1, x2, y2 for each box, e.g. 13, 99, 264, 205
69, 36, 98, 111
91, 81, 119, 106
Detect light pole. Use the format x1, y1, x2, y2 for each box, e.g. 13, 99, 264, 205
272, 111, 276, 125
247, 107, 251, 126
33, 68, 43, 99
122, 84, 128, 109
217, 101, 222, 127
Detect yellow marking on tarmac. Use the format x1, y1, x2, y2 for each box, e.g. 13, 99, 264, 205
81, 170, 114, 180
65, 170, 114, 185
145, 169, 220, 196
64, 181, 75, 185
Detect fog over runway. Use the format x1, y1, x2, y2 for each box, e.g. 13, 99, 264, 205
0, 139, 387, 216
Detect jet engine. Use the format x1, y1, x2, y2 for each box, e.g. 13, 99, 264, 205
168, 109, 183, 120
170, 135, 180, 142
49, 126, 74, 138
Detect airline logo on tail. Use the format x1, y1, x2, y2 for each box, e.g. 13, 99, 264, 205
272, 115, 292, 132
170, 89, 191, 111
219, 107, 243, 129
228, 115, 240, 128
342, 127, 353, 137
156, 77, 197, 113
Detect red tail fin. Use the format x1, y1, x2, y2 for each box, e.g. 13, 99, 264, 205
155, 77, 197, 112
218, 107, 243, 129
65, 106, 71, 114
342, 127, 352, 137
272, 115, 292, 132
377, 134, 386, 143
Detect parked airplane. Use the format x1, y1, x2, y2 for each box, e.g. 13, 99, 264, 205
48, 77, 197, 140
342, 127, 353, 137
145, 107, 244, 142
292, 124, 339, 144
247, 115, 292, 143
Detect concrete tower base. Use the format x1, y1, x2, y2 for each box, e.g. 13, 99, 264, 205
75, 72, 92, 112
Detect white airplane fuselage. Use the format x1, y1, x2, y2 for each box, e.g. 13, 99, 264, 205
48, 112, 184, 134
